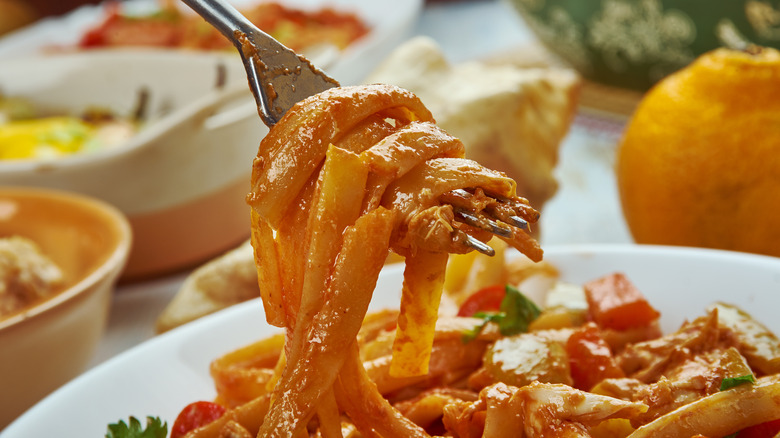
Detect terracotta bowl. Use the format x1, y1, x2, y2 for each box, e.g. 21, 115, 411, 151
0, 187, 131, 428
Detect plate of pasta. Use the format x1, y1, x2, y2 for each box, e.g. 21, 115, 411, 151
3, 243, 780, 437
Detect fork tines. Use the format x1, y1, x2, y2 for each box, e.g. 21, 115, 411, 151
443, 188, 539, 255
452, 230, 495, 256
454, 208, 512, 237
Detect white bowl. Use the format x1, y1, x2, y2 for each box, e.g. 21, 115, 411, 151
0, 186, 131, 428
0, 50, 264, 279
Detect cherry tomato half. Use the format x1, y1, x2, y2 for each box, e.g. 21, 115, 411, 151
737, 418, 780, 437
170, 401, 227, 438
457, 284, 506, 317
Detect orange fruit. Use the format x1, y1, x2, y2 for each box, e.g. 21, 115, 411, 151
616, 46, 780, 257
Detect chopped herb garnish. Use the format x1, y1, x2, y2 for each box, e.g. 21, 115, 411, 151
462, 311, 505, 342
106, 416, 168, 438
720, 374, 756, 391
462, 285, 541, 342
499, 285, 541, 336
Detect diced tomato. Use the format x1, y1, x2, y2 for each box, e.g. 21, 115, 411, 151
170, 401, 227, 438
457, 285, 506, 317
566, 322, 625, 390
79, 2, 121, 47
584, 273, 660, 330
737, 418, 780, 437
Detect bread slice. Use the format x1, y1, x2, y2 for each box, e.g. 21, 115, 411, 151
155, 240, 258, 333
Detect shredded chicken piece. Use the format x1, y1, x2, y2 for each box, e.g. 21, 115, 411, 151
0, 236, 64, 318
443, 382, 647, 437
618, 309, 725, 382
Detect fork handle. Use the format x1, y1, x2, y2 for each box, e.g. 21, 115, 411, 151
180, 0, 260, 49
181, 0, 339, 127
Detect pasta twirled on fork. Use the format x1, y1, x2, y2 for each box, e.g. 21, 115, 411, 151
243, 84, 541, 437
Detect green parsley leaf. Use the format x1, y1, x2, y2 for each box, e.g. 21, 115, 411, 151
461, 286, 541, 342
462, 311, 505, 343
461, 321, 485, 343
720, 374, 756, 391
473, 311, 506, 323
498, 285, 541, 336
106, 416, 168, 438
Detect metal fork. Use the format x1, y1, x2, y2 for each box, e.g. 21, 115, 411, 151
181, 0, 339, 127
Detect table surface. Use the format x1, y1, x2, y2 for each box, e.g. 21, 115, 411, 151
89, 0, 634, 369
